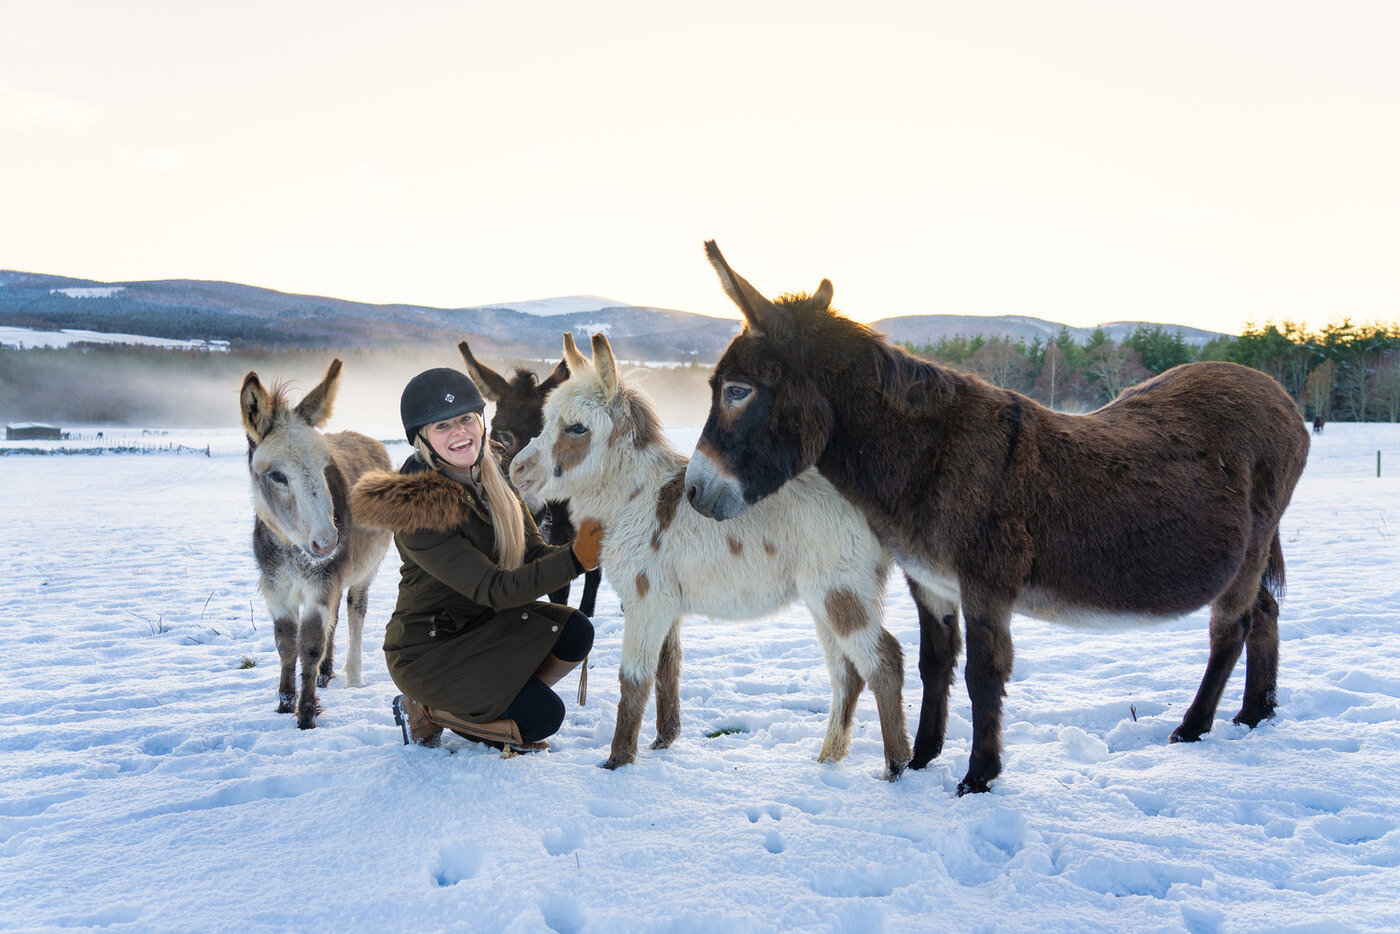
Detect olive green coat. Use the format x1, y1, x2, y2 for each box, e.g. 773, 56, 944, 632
350, 457, 581, 722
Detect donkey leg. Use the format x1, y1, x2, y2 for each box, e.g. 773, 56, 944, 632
820, 658, 864, 764
297, 610, 327, 729
1233, 585, 1280, 728
866, 628, 912, 780
807, 611, 861, 764
651, 620, 683, 750
343, 583, 369, 688
548, 581, 571, 607
272, 613, 299, 714
579, 567, 602, 619
317, 590, 342, 688
603, 613, 669, 770
907, 578, 961, 770
960, 601, 1014, 795
1170, 608, 1249, 743
814, 585, 911, 778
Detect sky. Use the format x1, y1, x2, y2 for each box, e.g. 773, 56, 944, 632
2, 1, 1399, 335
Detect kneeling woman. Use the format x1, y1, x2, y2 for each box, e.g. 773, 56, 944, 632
351, 367, 601, 752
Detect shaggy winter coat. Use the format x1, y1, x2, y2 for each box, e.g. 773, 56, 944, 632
351, 455, 581, 722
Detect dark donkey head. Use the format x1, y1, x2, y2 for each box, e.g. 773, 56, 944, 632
457, 339, 570, 477
686, 240, 923, 520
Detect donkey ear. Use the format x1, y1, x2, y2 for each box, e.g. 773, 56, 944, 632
539, 358, 570, 394
813, 278, 834, 309
703, 240, 794, 340
458, 339, 512, 403
240, 372, 275, 444
591, 333, 621, 400
294, 358, 341, 428
562, 332, 590, 374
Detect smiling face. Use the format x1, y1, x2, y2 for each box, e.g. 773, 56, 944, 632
421, 411, 484, 470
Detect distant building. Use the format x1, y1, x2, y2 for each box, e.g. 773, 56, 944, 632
5, 423, 63, 441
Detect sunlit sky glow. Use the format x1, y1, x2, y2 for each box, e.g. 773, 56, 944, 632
3, 1, 1398, 335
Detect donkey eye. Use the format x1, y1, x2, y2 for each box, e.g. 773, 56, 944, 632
723, 384, 752, 404
565, 423, 588, 436
495, 431, 515, 448
267, 470, 288, 485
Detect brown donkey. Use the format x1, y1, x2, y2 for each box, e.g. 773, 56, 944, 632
457, 339, 601, 617
684, 241, 1310, 795
240, 359, 391, 728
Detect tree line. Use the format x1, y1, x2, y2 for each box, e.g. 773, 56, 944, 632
906, 320, 1400, 421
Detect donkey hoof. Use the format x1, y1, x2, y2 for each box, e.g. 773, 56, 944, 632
1230, 708, 1275, 729
909, 739, 943, 771
1168, 726, 1204, 744
276, 692, 296, 714
956, 775, 992, 796
600, 755, 633, 771
884, 758, 911, 782
316, 673, 333, 689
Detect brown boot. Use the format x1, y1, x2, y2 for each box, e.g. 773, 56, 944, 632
534, 653, 589, 705
533, 653, 580, 687
428, 705, 549, 753
392, 694, 443, 748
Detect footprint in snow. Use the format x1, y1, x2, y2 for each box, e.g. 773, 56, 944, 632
542, 825, 586, 856
745, 803, 782, 823
540, 893, 585, 934
429, 840, 483, 886
587, 798, 637, 819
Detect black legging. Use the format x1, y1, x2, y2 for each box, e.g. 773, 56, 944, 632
500, 610, 593, 743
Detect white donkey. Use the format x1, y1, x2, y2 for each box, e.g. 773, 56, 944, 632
240, 359, 391, 729
512, 333, 911, 777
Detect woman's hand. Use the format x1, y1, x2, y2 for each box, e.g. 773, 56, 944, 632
571, 518, 604, 571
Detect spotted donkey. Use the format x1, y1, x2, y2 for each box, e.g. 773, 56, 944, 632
511, 333, 911, 777
240, 359, 391, 728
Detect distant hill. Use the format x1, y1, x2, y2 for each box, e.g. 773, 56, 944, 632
0, 269, 1225, 362
870, 313, 1225, 348
0, 271, 741, 362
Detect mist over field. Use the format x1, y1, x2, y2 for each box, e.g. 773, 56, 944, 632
0, 344, 716, 438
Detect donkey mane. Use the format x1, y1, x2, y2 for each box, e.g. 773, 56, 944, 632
505, 368, 545, 392
772, 290, 959, 410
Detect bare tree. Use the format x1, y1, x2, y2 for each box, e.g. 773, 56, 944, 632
964, 341, 1033, 392
1083, 342, 1149, 403
1304, 358, 1337, 419
1033, 343, 1070, 410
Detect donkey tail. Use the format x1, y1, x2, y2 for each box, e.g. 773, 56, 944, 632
1261, 531, 1286, 603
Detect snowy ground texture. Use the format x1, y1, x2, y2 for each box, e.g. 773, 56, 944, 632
3, 423, 1400, 933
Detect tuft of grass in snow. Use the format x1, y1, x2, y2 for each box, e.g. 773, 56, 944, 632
237, 656, 256, 669
705, 726, 746, 738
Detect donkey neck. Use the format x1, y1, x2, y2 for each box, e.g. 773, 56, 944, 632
812, 352, 977, 512
569, 436, 686, 523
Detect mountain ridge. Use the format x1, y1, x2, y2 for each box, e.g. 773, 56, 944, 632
0, 269, 1225, 362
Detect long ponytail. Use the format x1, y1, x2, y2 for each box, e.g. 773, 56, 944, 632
413, 412, 526, 569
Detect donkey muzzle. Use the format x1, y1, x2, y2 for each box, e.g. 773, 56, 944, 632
683, 454, 747, 521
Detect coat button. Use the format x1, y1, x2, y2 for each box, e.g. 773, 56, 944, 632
521, 613, 529, 620
429, 629, 437, 637
551, 625, 559, 632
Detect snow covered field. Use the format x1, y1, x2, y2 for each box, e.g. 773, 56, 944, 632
3, 422, 1399, 932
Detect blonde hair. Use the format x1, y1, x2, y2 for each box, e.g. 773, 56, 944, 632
414, 412, 526, 570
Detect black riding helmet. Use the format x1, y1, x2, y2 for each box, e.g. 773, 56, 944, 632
400, 367, 486, 443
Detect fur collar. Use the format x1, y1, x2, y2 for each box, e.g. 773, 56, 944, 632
351, 466, 481, 533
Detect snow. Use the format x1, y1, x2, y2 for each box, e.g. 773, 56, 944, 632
0, 325, 230, 352
48, 287, 126, 299
482, 295, 631, 317
3, 422, 1400, 931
